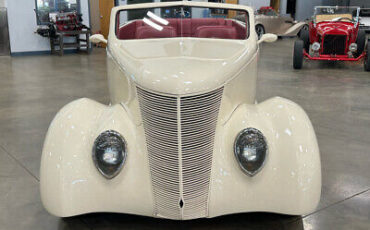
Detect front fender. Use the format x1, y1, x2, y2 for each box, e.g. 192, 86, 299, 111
40, 98, 154, 217
209, 97, 321, 217
41, 97, 321, 218
283, 22, 307, 36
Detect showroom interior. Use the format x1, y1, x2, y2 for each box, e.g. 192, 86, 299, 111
0, 0, 369, 229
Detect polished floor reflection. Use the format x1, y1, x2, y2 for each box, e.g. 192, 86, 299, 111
0, 38, 369, 229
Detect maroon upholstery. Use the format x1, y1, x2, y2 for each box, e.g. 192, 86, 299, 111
232, 21, 247, 39
180, 19, 192, 37
195, 26, 237, 39
189, 18, 232, 35
167, 19, 181, 34
117, 18, 247, 40
136, 26, 177, 39
117, 21, 146, 39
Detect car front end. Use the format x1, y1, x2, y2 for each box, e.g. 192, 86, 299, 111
306, 21, 364, 61
305, 6, 365, 61
40, 1, 321, 220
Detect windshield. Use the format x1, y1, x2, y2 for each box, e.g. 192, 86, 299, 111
116, 6, 249, 40
314, 6, 360, 24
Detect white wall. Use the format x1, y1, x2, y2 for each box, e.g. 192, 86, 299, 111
7, 0, 90, 54
0, 0, 6, 7
279, 0, 287, 14
117, 0, 127, 5
295, 0, 322, 21
239, 0, 270, 10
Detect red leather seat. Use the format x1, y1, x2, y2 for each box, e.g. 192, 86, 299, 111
135, 26, 177, 39
190, 19, 224, 36
117, 18, 246, 40
194, 26, 237, 39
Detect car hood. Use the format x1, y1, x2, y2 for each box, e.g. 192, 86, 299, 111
108, 38, 257, 95
316, 21, 355, 36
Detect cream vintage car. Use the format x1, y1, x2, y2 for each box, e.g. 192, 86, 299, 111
40, 1, 321, 220
235, 6, 308, 39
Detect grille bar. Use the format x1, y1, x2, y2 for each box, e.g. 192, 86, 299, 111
137, 88, 181, 219
137, 87, 223, 219
180, 88, 223, 219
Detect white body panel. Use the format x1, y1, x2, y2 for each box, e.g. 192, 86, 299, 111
41, 97, 321, 218
360, 16, 370, 31
209, 98, 321, 217
255, 15, 307, 36
108, 38, 256, 95
360, 17, 370, 26
282, 22, 308, 36
41, 1, 321, 220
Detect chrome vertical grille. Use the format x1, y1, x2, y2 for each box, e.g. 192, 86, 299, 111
180, 88, 223, 219
137, 87, 181, 219
137, 87, 223, 220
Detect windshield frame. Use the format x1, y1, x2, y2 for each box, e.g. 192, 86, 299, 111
313, 6, 360, 26
113, 3, 250, 41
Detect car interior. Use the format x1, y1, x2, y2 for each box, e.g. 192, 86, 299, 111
116, 18, 248, 40
315, 14, 353, 23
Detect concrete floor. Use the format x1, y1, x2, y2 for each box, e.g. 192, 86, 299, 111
0, 38, 369, 230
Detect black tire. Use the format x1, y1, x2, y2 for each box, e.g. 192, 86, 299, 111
300, 28, 310, 52
356, 30, 366, 57
255, 24, 265, 40
293, 40, 304, 69
364, 42, 370, 72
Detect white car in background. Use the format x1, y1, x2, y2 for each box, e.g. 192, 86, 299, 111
40, 1, 321, 220
359, 8, 370, 33
235, 6, 308, 39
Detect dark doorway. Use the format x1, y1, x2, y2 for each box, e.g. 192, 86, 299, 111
286, 0, 296, 18
0, 8, 10, 56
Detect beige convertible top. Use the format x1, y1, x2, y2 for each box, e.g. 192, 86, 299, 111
315, 14, 353, 23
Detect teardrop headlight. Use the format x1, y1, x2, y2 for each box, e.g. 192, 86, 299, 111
92, 130, 127, 179
234, 128, 268, 176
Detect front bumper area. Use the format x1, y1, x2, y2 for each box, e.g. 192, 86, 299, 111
304, 50, 365, 61
40, 97, 321, 219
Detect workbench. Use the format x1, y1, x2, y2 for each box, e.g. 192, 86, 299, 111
50, 29, 91, 56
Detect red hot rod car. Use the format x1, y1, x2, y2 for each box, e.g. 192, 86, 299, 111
293, 6, 370, 71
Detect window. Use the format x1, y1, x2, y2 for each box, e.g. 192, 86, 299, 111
35, 0, 80, 25
116, 6, 249, 40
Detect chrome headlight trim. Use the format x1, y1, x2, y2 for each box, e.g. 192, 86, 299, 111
349, 43, 357, 52
92, 130, 127, 179
233, 128, 268, 177
312, 42, 321, 52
